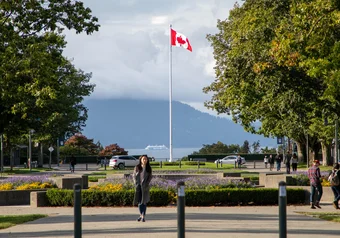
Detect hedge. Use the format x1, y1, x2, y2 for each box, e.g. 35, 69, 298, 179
46, 188, 305, 207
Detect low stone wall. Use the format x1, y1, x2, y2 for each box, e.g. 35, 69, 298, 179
259, 172, 285, 186
50, 174, 88, 189
0, 189, 46, 206
30, 191, 48, 207
286, 186, 334, 204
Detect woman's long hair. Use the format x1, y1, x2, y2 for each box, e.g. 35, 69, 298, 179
136, 155, 152, 173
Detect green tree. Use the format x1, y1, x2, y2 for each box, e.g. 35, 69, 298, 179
193, 141, 240, 154
205, 0, 340, 164
240, 140, 250, 154
251, 140, 261, 154
0, 1, 99, 150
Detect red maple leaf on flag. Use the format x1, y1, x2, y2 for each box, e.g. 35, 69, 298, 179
176, 36, 186, 45
171, 28, 192, 52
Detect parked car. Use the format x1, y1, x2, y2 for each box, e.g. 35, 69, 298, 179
214, 155, 246, 165
109, 155, 139, 169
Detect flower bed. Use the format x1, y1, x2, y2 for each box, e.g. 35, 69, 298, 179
89, 176, 254, 192
286, 171, 332, 186
0, 175, 57, 190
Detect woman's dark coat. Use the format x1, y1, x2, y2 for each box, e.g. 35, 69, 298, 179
133, 166, 152, 205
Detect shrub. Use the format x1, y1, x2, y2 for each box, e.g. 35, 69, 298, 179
45, 188, 305, 207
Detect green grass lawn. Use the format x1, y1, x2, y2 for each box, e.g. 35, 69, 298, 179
96, 162, 240, 173
297, 212, 340, 223
88, 163, 260, 181
0, 214, 47, 229
1, 167, 53, 175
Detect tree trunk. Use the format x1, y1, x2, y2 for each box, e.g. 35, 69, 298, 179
321, 141, 332, 166
297, 142, 305, 163
38, 143, 43, 167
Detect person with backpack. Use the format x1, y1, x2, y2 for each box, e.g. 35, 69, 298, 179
308, 160, 323, 209
328, 163, 340, 209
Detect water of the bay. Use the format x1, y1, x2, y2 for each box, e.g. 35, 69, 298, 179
126, 147, 201, 161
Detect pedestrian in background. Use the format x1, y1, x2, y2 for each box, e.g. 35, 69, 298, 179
70, 155, 76, 173
264, 156, 268, 169
133, 155, 152, 222
328, 163, 340, 209
237, 154, 242, 168
308, 160, 323, 209
291, 153, 298, 172
284, 152, 292, 174
269, 154, 274, 171
275, 153, 282, 171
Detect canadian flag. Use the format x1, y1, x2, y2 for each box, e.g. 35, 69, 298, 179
171, 28, 192, 52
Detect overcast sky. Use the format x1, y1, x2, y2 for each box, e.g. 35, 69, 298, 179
63, 0, 237, 116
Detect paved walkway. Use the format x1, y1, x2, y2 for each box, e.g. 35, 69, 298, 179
0, 205, 339, 237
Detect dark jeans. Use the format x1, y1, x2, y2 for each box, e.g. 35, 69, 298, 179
286, 163, 291, 174
331, 186, 340, 202
138, 203, 147, 216
310, 184, 323, 204
276, 163, 281, 171
292, 163, 297, 171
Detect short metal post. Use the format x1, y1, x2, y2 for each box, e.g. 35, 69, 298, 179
177, 181, 185, 238
104, 162, 106, 171
279, 181, 287, 238
234, 161, 237, 169
197, 161, 200, 169
179, 160, 181, 168
86, 163, 88, 170
74, 183, 82, 238
160, 161, 162, 168
216, 161, 218, 168
254, 160, 256, 169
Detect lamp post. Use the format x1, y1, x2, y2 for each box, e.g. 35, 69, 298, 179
0, 134, 3, 174
28, 129, 35, 171
335, 117, 339, 164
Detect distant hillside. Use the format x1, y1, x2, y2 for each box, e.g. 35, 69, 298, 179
82, 99, 276, 148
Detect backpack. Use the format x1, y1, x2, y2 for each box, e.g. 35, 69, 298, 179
328, 170, 340, 186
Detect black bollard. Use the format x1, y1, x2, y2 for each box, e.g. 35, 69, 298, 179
179, 160, 181, 168
279, 181, 287, 238
177, 181, 185, 238
160, 161, 162, 168
86, 163, 88, 171
74, 183, 82, 238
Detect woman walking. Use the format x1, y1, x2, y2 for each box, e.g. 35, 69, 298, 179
133, 155, 152, 222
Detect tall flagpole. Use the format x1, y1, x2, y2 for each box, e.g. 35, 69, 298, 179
169, 24, 173, 162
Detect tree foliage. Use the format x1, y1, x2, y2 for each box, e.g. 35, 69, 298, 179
0, 0, 100, 146
193, 140, 258, 154
99, 144, 128, 157
205, 0, 340, 162
64, 133, 99, 155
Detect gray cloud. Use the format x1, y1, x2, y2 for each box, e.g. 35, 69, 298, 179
63, 0, 237, 113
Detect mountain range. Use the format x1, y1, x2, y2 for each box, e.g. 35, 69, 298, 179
82, 99, 276, 149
